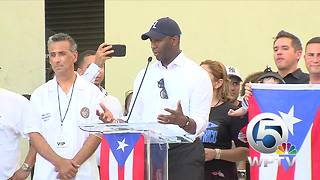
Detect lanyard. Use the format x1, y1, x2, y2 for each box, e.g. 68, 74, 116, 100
57, 76, 76, 127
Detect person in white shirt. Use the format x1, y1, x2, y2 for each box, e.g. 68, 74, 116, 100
28, 33, 105, 180
77, 17, 213, 180
76, 49, 123, 169
76, 49, 123, 118
130, 17, 213, 180
1, 89, 85, 180
0, 89, 40, 179
77, 43, 120, 122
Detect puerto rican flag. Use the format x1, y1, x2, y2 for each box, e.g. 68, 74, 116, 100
100, 133, 144, 180
248, 84, 320, 180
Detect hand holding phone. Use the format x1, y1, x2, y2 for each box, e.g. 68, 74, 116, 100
110, 44, 126, 57
95, 43, 113, 67
94, 43, 126, 67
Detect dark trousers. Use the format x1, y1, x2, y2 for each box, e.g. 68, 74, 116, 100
168, 139, 205, 180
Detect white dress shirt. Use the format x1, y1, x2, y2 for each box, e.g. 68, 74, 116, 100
0, 88, 40, 179
129, 52, 213, 139
30, 75, 104, 180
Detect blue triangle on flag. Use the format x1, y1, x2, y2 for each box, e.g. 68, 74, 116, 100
103, 133, 142, 168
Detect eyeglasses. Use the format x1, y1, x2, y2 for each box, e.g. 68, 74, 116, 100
157, 78, 168, 99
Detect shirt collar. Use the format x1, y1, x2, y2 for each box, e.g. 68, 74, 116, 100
285, 68, 303, 79
155, 51, 186, 69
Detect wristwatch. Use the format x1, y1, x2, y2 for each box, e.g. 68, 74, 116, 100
179, 116, 190, 128
214, 149, 221, 159
21, 163, 32, 172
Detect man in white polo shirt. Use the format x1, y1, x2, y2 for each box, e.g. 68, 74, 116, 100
0, 89, 40, 179
29, 33, 104, 180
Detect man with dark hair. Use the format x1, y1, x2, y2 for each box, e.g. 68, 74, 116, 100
274, 30, 303, 51
304, 36, 320, 84
245, 37, 320, 179
75, 50, 96, 71
273, 30, 309, 84
129, 17, 213, 180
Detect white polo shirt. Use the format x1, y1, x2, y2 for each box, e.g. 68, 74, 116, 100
30, 75, 104, 180
129, 52, 213, 139
0, 88, 40, 179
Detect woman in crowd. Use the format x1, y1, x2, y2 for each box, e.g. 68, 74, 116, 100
200, 60, 249, 180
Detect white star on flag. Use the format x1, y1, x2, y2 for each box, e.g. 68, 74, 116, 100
117, 138, 129, 152
279, 106, 302, 135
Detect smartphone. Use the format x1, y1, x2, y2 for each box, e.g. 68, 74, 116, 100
110, 44, 126, 57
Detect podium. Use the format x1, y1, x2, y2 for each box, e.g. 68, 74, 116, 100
79, 122, 194, 180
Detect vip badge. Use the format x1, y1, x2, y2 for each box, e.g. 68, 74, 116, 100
80, 107, 90, 118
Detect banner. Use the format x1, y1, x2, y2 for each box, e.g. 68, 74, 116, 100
247, 84, 320, 180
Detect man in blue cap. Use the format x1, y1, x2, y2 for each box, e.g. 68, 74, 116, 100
129, 17, 213, 180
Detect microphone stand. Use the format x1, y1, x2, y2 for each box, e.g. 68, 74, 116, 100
126, 56, 153, 122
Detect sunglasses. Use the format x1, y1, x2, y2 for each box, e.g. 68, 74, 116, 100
157, 78, 168, 99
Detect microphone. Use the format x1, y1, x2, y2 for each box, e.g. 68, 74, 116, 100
126, 56, 152, 122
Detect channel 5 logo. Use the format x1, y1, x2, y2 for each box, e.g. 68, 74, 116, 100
247, 113, 288, 154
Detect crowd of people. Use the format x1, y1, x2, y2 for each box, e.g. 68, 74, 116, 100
1, 16, 320, 180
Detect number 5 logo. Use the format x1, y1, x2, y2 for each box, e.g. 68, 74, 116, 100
247, 113, 288, 153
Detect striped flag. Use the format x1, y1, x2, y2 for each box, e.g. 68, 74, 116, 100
100, 133, 144, 180
247, 84, 320, 180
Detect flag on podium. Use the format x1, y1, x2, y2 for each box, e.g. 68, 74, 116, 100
100, 133, 145, 180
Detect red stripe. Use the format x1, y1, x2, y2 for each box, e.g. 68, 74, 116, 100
100, 137, 110, 180
133, 135, 145, 180
311, 108, 320, 180
118, 165, 124, 180
248, 95, 261, 180
276, 164, 295, 180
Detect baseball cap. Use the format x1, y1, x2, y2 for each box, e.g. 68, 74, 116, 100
226, 66, 242, 82
141, 17, 181, 40
257, 66, 285, 84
